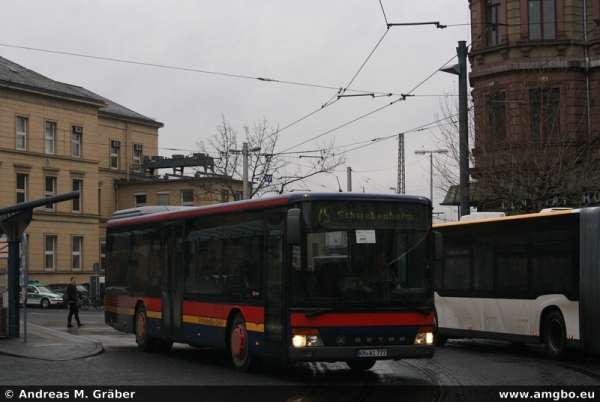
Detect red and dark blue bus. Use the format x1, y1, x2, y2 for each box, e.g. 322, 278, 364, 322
104, 192, 436, 371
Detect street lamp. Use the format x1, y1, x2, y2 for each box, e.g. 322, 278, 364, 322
228, 142, 261, 200
415, 149, 448, 204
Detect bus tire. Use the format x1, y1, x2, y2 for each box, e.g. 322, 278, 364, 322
543, 310, 567, 360
346, 360, 376, 370
135, 304, 155, 352
230, 313, 259, 372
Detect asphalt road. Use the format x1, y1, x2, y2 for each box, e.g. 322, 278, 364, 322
1, 307, 599, 402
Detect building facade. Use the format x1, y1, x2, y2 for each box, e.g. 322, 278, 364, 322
446, 1, 600, 213
0, 56, 240, 290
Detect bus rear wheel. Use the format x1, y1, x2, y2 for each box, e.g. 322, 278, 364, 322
136, 305, 155, 351
230, 313, 260, 372
543, 310, 567, 360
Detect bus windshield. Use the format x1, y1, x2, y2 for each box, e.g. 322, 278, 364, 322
290, 200, 431, 308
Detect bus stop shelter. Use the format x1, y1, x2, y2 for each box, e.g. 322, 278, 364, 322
0, 191, 79, 338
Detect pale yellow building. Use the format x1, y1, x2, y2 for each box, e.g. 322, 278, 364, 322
0, 56, 240, 290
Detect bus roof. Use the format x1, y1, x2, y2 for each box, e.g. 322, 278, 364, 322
108, 192, 430, 227
433, 208, 579, 228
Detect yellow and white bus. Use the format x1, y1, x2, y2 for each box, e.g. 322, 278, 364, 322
433, 208, 600, 359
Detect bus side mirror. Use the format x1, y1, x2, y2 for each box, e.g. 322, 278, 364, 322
433, 231, 443, 261
287, 208, 301, 245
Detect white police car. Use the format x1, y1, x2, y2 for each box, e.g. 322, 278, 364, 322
20, 282, 65, 309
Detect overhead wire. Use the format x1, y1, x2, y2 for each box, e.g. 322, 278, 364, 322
0, 8, 474, 176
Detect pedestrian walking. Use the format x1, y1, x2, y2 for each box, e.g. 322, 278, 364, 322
66, 276, 84, 328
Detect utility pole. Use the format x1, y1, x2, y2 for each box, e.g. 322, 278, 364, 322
347, 167, 352, 192
457, 40, 469, 218
228, 142, 261, 200
441, 40, 470, 218
415, 149, 448, 204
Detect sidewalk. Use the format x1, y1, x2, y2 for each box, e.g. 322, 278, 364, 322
0, 323, 103, 361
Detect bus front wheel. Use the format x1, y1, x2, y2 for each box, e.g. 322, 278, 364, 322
230, 313, 260, 372
543, 310, 567, 360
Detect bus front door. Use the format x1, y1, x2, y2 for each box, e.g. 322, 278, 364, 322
162, 221, 184, 340
264, 215, 285, 358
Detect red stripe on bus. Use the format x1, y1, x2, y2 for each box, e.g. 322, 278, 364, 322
290, 312, 433, 327
108, 197, 290, 227
183, 301, 264, 322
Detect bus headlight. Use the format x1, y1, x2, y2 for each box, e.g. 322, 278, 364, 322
292, 329, 324, 347
414, 332, 434, 345
292, 335, 306, 347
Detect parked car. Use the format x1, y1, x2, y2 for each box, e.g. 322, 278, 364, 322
47, 283, 89, 299
19, 282, 65, 309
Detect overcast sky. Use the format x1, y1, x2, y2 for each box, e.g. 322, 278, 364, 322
0, 1, 471, 221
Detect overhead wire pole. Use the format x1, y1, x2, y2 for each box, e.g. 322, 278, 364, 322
457, 41, 470, 218
379, 7, 447, 197
397, 134, 405, 194
441, 41, 470, 218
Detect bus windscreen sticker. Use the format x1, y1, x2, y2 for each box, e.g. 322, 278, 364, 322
356, 230, 376, 243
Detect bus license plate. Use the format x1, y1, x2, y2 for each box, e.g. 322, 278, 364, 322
356, 349, 387, 358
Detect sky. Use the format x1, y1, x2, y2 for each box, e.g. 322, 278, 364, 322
0, 1, 471, 222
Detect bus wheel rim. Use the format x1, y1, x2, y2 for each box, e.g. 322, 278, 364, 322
231, 325, 246, 358
137, 313, 147, 341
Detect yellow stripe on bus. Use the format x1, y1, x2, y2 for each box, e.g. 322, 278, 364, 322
246, 322, 264, 332
182, 315, 264, 332
107, 309, 264, 332
183, 315, 227, 327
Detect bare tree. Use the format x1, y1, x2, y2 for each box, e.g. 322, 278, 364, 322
433, 72, 600, 214
193, 115, 346, 201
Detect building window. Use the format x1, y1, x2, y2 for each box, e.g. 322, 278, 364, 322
100, 241, 106, 272
16, 116, 27, 150
132, 144, 143, 172
528, 0, 556, 40
110, 141, 120, 169
531, 88, 560, 140
221, 190, 229, 202
45, 121, 56, 155
134, 193, 147, 207
486, 0, 502, 46
45, 177, 57, 211
72, 236, 83, 270
157, 192, 170, 206
72, 126, 82, 157
73, 179, 83, 213
181, 189, 194, 206
45, 235, 57, 270
16, 173, 28, 204
221, 189, 229, 203
486, 92, 507, 142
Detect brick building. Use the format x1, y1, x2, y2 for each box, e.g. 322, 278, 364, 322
444, 1, 600, 213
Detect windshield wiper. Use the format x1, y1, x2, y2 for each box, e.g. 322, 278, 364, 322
304, 306, 366, 318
